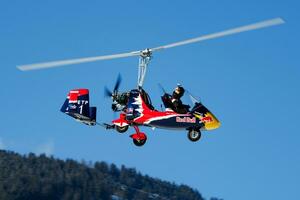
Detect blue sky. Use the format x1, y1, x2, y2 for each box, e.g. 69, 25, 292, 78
1, 0, 299, 199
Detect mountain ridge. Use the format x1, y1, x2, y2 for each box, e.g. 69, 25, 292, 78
0, 150, 221, 200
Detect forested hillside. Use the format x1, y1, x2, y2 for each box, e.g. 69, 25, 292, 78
0, 150, 221, 200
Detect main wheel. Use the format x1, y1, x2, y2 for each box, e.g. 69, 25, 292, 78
187, 129, 201, 142
116, 125, 129, 133
133, 138, 147, 146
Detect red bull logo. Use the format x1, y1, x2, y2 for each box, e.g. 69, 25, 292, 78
201, 116, 213, 123
176, 117, 196, 123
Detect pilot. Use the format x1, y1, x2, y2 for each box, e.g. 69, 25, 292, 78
171, 84, 188, 113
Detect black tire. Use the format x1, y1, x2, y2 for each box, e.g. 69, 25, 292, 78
187, 129, 201, 142
133, 138, 147, 146
116, 125, 129, 133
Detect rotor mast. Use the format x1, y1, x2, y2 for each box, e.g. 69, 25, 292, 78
138, 49, 152, 89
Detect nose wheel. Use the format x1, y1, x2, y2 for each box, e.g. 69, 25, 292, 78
188, 129, 201, 142
130, 126, 147, 146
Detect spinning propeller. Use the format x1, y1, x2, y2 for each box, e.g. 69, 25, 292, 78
17, 18, 285, 71
104, 74, 128, 113
104, 74, 122, 100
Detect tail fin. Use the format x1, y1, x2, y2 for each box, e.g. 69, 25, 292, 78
191, 102, 220, 130
61, 89, 97, 126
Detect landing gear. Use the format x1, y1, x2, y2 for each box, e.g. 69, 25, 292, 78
187, 129, 201, 142
130, 126, 147, 147
133, 137, 147, 146
115, 125, 129, 133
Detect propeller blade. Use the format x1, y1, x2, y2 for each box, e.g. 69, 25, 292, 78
104, 74, 122, 98
17, 51, 141, 71
113, 73, 122, 93
151, 18, 285, 51
104, 86, 113, 98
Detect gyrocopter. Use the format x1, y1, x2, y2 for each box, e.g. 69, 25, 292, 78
17, 18, 284, 146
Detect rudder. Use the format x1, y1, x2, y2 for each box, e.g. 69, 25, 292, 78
61, 89, 97, 126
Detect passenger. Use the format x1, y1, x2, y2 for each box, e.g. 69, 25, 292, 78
171, 85, 188, 113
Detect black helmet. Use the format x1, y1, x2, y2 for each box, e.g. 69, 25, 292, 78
173, 85, 185, 98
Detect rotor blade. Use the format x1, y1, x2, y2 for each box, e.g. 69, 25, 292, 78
17, 51, 141, 71
151, 18, 285, 51
17, 18, 284, 71
114, 73, 122, 92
